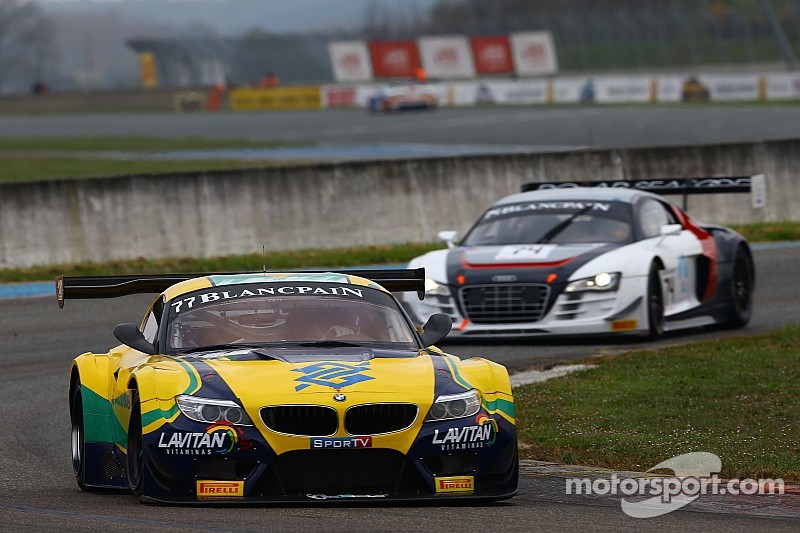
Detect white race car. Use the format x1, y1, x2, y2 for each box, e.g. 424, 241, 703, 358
401, 179, 756, 339
368, 82, 439, 113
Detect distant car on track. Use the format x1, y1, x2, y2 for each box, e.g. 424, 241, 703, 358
61, 269, 518, 504
401, 178, 756, 339
368, 82, 439, 113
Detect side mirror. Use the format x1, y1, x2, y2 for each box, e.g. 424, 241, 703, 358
420, 313, 452, 346
113, 323, 157, 355
660, 224, 682, 237
437, 230, 458, 249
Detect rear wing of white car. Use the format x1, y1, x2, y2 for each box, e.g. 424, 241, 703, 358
521, 175, 765, 210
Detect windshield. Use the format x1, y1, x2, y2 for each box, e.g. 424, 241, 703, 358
462, 200, 633, 246
165, 283, 418, 353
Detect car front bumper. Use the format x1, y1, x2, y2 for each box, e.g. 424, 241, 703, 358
138, 411, 518, 504
403, 276, 650, 338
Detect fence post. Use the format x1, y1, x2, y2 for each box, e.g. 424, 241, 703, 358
759, 0, 799, 69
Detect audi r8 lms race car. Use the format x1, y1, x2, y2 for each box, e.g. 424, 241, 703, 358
61, 269, 517, 503
401, 178, 756, 339
367, 82, 439, 113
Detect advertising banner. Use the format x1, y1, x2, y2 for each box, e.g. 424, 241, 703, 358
594, 76, 652, 103
510, 31, 558, 76
418, 36, 476, 79
654, 76, 684, 102
477, 80, 548, 105
440, 81, 481, 107
322, 84, 386, 108
765, 73, 800, 100
369, 41, 421, 78
230, 86, 322, 111
323, 86, 358, 107
699, 75, 760, 101
471, 36, 513, 75
328, 41, 373, 83
551, 77, 588, 103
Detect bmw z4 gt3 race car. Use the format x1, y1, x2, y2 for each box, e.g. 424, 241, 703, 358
401, 178, 756, 339
60, 269, 517, 503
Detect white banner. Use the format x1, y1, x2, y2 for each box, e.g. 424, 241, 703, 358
701, 75, 761, 101
328, 41, 373, 83
418, 36, 476, 79
551, 78, 587, 103
765, 73, 800, 100
510, 32, 558, 76
478, 80, 548, 105
654, 76, 684, 103
594, 76, 652, 103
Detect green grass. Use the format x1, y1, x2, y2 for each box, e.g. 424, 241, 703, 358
0, 136, 309, 182
0, 242, 443, 283
515, 325, 800, 481
0, 136, 306, 152
731, 221, 800, 243
0, 157, 296, 182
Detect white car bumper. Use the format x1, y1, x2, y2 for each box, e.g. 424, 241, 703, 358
402, 276, 650, 338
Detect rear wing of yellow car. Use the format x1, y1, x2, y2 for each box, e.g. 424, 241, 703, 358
55, 268, 426, 308
521, 175, 765, 210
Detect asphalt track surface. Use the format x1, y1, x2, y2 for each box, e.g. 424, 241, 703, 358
3, 105, 800, 149
1, 245, 798, 531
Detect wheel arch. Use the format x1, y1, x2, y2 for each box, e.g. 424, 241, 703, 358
127, 366, 159, 404
69, 365, 80, 417
70, 353, 112, 414
457, 357, 513, 397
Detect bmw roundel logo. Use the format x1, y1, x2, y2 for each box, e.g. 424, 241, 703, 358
333, 393, 346, 402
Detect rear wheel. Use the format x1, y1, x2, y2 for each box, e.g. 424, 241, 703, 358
723, 248, 754, 328
70, 382, 88, 490
127, 389, 144, 498
647, 264, 665, 340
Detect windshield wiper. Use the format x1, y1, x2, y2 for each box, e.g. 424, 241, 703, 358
294, 340, 364, 348
534, 205, 594, 244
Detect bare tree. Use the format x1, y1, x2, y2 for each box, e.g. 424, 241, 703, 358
0, 0, 57, 94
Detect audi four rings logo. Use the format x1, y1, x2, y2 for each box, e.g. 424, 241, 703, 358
492, 275, 518, 282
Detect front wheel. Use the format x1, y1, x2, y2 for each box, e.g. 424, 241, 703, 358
127, 390, 144, 498
647, 264, 665, 340
723, 248, 754, 328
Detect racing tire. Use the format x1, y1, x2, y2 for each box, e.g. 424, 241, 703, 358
723, 247, 754, 329
71, 381, 89, 491
647, 263, 665, 340
127, 389, 144, 498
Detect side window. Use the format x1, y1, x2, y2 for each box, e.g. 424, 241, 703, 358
638, 199, 678, 239
141, 311, 158, 343
140, 297, 164, 343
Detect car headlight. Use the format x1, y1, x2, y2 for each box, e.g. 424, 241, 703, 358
425, 390, 481, 422
565, 272, 621, 293
425, 278, 451, 298
176, 395, 253, 426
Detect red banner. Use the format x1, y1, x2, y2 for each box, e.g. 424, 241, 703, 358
471, 36, 513, 75
324, 86, 358, 107
369, 41, 420, 78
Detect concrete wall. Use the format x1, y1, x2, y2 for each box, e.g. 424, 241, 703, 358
1, 139, 797, 269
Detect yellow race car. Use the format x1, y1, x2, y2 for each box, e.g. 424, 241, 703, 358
60, 269, 517, 503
